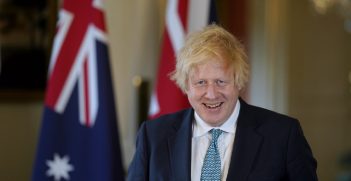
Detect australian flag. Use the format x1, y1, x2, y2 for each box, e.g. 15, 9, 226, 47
32, 0, 125, 180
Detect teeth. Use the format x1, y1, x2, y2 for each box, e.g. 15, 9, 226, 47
204, 103, 222, 109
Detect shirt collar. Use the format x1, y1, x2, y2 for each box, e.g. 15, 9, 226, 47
193, 100, 240, 137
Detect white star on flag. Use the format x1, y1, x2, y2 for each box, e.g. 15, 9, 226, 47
46, 153, 74, 181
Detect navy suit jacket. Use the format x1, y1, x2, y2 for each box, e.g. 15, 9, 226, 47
127, 99, 318, 181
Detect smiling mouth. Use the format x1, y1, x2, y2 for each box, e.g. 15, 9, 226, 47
203, 102, 223, 109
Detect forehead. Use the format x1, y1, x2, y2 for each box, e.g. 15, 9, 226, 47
189, 59, 233, 78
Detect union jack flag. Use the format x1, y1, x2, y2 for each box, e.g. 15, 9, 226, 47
32, 0, 125, 180
46, 0, 107, 127
149, 0, 218, 119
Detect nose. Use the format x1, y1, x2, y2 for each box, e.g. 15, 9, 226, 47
204, 83, 218, 99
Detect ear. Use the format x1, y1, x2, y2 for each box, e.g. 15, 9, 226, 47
183, 78, 190, 94
184, 88, 189, 95
183, 84, 189, 95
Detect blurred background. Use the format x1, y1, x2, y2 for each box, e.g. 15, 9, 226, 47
0, 0, 350, 180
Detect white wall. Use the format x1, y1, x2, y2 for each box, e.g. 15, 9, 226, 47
105, 0, 165, 167
248, 0, 288, 114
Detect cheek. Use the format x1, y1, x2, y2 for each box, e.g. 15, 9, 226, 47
186, 91, 196, 102
186, 89, 202, 102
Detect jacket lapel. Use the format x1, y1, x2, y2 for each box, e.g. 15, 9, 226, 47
167, 109, 193, 181
226, 99, 263, 181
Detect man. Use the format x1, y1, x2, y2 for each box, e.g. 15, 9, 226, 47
127, 25, 318, 181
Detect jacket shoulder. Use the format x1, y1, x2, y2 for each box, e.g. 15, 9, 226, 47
240, 100, 299, 128
141, 108, 193, 138
147, 108, 192, 126
244, 100, 296, 118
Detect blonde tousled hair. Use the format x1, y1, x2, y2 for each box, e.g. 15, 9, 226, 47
170, 24, 249, 92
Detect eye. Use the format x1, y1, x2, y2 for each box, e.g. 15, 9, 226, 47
216, 79, 227, 87
194, 80, 206, 87
198, 80, 205, 85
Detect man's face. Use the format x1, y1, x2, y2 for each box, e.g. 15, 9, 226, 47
186, 59, 240, 127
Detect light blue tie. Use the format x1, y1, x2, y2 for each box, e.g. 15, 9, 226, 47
201, 129, 223, 181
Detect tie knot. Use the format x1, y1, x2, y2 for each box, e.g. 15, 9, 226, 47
211, 129, 223, 141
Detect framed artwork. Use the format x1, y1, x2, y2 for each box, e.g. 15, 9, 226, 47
0, 0, 55, 100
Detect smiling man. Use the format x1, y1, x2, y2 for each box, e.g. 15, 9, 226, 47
127, 25, 318, 181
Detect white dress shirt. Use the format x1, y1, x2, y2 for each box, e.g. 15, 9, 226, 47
191, 100, 240, 181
